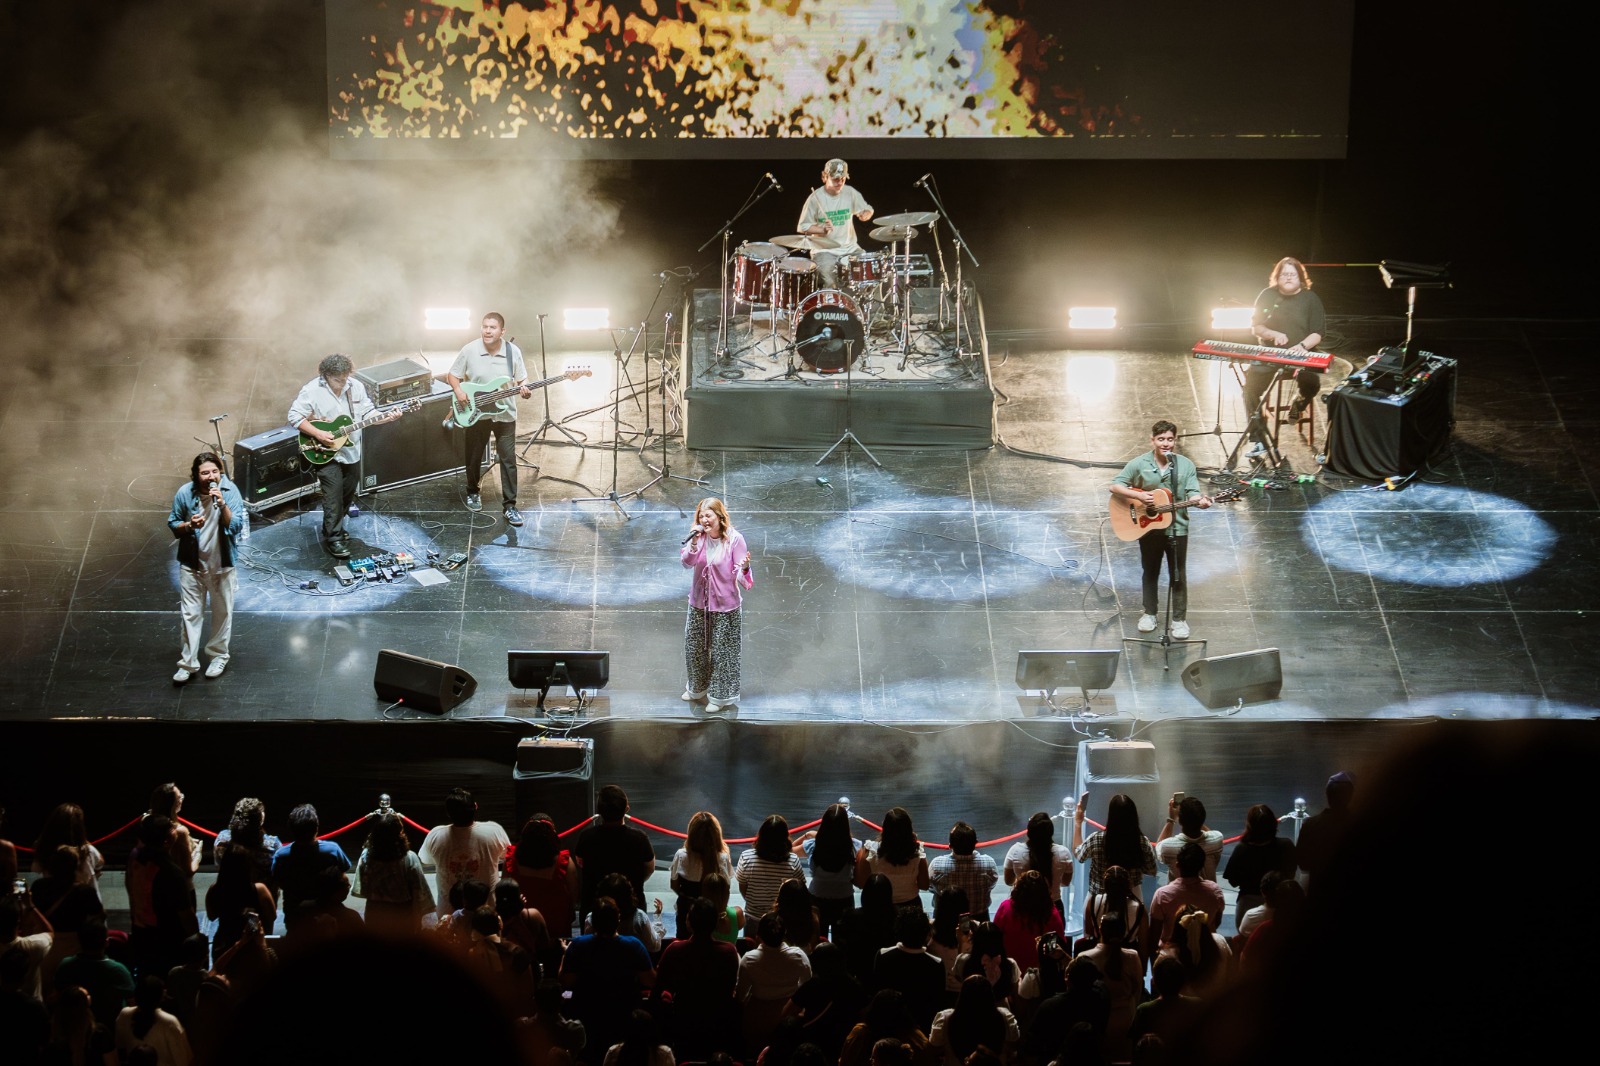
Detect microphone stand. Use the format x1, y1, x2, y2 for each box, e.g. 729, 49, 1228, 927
917, 175, 980, 364
814, 340, 881, 468
521, 313, 586, 453
637, 305, 711, 497
572, 326, 650, 518
698, 174, 780, 375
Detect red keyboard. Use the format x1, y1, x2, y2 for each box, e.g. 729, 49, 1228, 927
1191, 339, 1332, 371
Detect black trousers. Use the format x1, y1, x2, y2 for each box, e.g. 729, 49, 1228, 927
464, 419, 519, 504
315, 459, 360, 539
1138, 532, 1188, 620
1243, 365, 1323, 443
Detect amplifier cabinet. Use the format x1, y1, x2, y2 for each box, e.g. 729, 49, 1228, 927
356, 357, 433, 406
359, 380, 466, 494
233, 425, 316, 511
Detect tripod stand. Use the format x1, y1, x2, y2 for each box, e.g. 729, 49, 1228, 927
635, 307, 710, 498
700, 173, 781, 375
1120, 532, 1205, 670
572, 327, 650, 518
520, 314, 586, 457
814, 341, 881, 468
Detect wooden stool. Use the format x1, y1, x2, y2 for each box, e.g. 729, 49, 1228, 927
1269, 374, 1318, 448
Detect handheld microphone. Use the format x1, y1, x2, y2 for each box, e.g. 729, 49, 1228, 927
765, 172, 783, 191
681, 524, 703, 545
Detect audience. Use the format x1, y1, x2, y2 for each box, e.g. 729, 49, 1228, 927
793, 802, 861, 939
143, 784, 201, 892
30, 804, 106, 900
651, 898, 738, 1060
52, 916, 134, 1029
930, 974, 1020, 1066
1220, 804, 1297, 929
788, 940, 869, 1061
929, 822, 998, 922
352, 809, 435, 935
510, 814, 583, 939
126, 816, 197, 979
210, 798, 280, 903
855, 808, 929, 909
873, 906, 946, 1033
1079, 866, 1148, 966
1002, 813, 1073, 918
836, 874, 899, 984
419, 787, 512, 921
1147, 843, 1224, 955
205, 845, 276, 959
991, 870, 1063, 972
561, 898, 655, 1061
46, 983, 118, 1066
669, 810, 733, 933
270, 803, 351, 929
29, 843, 104, 988
573, 786, 656, 924
2, 891, 55, 1000
114, 974, 191, 1066
1072, 795, 1157, 901
737, 911, 813, 1049
1293, 770, 1354, 887
1072, 913, 1143, 1062
1152, 795, 1224, 883
737, 814, 806, 937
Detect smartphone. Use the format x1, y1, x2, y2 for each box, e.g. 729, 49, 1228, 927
1171, 791, 1185, 805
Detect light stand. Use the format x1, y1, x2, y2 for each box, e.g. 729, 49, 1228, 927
571, 327, 648, 518
1121, 534, 1205, 670
814, 341, 882, 468
520, 313, 586, 455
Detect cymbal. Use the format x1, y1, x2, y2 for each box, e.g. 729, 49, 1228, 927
771, 233, 840, 251
874, 210, 939, 228
736, 241, 786, 260
869, 225, 919, 243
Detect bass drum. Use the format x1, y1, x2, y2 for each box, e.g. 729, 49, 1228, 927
732, 251, 774, 305
792, 289, 866, 373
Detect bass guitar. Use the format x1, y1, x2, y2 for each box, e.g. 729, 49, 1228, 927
1109, 486, 1242, 542
442, 368, 592, 429
298, 398, 422, 465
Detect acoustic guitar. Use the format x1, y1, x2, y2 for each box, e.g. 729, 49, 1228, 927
1109, 486, 1241, 541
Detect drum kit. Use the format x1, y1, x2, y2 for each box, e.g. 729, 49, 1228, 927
728, 210, 942, 374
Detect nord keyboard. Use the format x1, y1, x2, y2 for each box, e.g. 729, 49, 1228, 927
1190, 339, 1332, 371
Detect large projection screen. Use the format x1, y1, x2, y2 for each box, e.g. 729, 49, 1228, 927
328, 1, 1351, 160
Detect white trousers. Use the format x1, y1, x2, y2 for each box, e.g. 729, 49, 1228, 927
178, 566, 236, 670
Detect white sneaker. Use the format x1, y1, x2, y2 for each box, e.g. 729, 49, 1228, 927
707, 701, 736, 713
205, 658, 229, 679
1137, 614, 1157, 633
680, 689, 706, 702
1172, 621, 1191, 639
1244, 441, 1267, 460
173, 667, 195, 684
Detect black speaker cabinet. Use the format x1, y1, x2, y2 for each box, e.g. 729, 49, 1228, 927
233, 425, 316, 510
513, 737, 597, 840
373, 649, 478, 714
1182, 649, 1283, 709
359, 380, 467, 494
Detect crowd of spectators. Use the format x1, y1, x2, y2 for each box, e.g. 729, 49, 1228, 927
2, 763, 1442, 1066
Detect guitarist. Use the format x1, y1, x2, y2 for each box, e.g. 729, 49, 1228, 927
445, 312, 533, 527
1110, 421, 1212, 640
289, 353, 399, 559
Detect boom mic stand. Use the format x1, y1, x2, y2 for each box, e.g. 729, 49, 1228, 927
814, 340, 881, 468
520, 313, 586, 455
572, 326, 650, 519
699, 173, 781, 375
1120, 533, 1205, 670
917, 173, 981, 363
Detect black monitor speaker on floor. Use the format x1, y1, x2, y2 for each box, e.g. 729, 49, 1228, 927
508, 650, 610, 711
1181, 648, 1283, 709
373, 649, 478, 714
1016, 649, 1121, 713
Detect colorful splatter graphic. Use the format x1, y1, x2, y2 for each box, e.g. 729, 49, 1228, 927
328, 1, 1128, 142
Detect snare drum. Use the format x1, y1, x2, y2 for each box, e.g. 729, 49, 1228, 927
772, 256, 817, 314
792, 289, 866, 373
732, 251, 774, 305
848, 252, 887, 285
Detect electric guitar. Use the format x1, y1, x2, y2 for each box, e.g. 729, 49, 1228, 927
441, 368, 592, 428
298, 398, 423, 464
1109, 486, 1242, 541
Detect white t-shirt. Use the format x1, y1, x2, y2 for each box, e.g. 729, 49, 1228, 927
420, 821, 511, 916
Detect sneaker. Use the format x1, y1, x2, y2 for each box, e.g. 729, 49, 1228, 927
173, 667, 196, 684
204, 658, 229, 679
707, 701, 736, 713
466, 493, 483, 512
504, 506, 524, 527
1172, 621, 1191, 639
680, 689, 707, 703
1244, 441, 1267, 460
1137, 614, 1158, 633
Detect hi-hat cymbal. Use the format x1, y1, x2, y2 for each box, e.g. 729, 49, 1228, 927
771, 233, 840, 251
736, 241, 786, 260
869, 225, 919, 243
874, 210, 939, 228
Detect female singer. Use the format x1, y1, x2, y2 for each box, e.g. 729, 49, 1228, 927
680, 498, 754, 711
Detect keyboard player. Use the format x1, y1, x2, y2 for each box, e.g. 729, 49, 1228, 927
1244, 256, 1326, 458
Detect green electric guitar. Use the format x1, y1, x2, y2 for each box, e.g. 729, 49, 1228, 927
298, 398, 422, 465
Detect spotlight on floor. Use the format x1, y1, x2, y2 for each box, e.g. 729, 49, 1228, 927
1210, 306, 1254, 331
563, 307, 611, 331
1067, 306, 1118, 330
424, 307, 471, 331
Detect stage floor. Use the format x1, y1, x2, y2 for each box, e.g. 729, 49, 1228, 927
1, 315, 1596, 726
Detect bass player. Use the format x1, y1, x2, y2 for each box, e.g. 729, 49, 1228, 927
446, 311, 533, 526
1110, 421, 1212, 639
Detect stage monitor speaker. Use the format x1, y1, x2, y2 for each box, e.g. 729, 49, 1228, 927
373, 649, 478, 714
1181, 648, 1283, 709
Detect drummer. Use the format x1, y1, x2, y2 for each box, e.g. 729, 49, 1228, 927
798, 158, 874, 289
